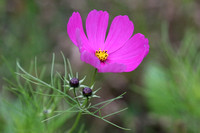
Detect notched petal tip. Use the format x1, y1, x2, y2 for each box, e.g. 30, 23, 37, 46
67, 11, 84, 46
115, 15, 134, 27
107, 32, 149, 72
116, 15, 129, 21
71, 11, 80, 16
104, 14, 134, 53
132, 33, 149, 57
86, 9, 109, 50
144, 38, 149, 57
87, 9, 109, 20
136, 34, 149, 57
67, 12, 81, 27
89, 9, 109, 14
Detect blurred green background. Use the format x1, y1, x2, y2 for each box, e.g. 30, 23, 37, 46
0, 0, 200, 133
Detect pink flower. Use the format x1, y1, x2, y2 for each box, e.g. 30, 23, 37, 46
67, 10, 149, 73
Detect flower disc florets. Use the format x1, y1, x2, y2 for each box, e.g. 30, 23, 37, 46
82, 87, 92, 97
70, 78, 79, 88
95, 48, 108, 62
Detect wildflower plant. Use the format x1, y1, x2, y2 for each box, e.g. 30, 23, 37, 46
1, 10, 149, 133
1, 53, 130, 133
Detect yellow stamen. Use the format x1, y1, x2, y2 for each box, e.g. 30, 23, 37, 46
95, 48, 109, 62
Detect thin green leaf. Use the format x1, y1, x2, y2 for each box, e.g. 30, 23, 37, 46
41, 113, 63, 123
42, 106, 77, 122
91, 92, 126, 108
67, 59, 73, 77
85, 111, 131, 130
51, 53, 55, 87
34, 57, 39, 78
102, 107, 128, 118
61, 52, 68, 79
33, 91, 63, 97
39, 66, 46, 79
16, 62, 77, 104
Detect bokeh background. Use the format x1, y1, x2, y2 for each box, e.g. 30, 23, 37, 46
0, 0, 200, 133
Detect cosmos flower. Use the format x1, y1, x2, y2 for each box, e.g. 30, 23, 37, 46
67, 10, 149, 73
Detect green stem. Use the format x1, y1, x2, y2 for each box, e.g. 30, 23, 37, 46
68, 111, 82, 133
68, 98, 88, 133
73, 87, 81, 107
90, 68, 97, 86
68, 68, 97, 133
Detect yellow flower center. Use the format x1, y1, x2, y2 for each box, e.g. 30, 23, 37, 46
95, 48, 109, 62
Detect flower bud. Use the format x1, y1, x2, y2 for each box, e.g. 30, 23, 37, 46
70, 78, 79, 88
82, 87, 92, 97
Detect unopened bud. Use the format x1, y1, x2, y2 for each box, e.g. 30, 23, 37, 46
82, 87, 92, 97
70, 78, 79, 88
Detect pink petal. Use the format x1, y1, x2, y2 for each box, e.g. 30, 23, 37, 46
75, 28, 90, 53
144, 43, 149, 57
67, 12, 93, 52
98, 63, 126, 73
108, 33, 149, 72
67, 12, 86, 46
86, 10, 109, 50
104, 15, 134, 53
80, 50, 100, 69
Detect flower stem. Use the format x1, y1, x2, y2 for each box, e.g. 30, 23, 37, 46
68, 98, 88, 133
90, 68, 97, 86
68, 111, 82, 133
73, 87, 81, 107
68, 68, 97, 133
